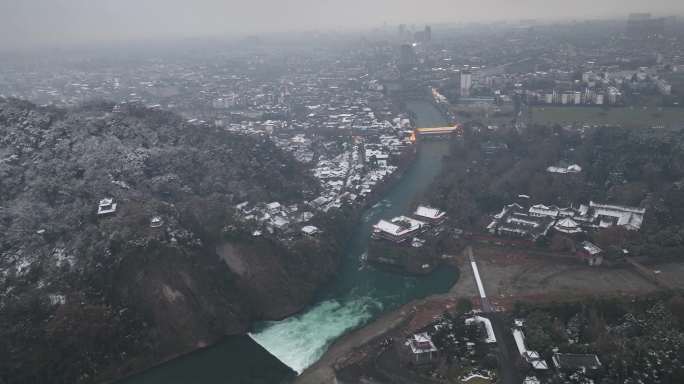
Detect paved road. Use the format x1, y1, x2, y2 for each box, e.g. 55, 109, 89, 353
489, 313, 522, 384
296, 246, 522, 384
466, 246, 494, 313
467, 246, 520, 384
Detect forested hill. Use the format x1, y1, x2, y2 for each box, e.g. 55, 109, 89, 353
0, 98, 341, 383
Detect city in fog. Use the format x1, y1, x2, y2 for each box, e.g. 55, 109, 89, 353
2, 2, 684, 384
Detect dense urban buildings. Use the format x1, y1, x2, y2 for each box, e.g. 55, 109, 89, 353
3, 10, 684, 384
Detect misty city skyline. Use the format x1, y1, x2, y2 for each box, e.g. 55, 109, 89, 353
4, 0, 684, 382
1, 0, 684, 50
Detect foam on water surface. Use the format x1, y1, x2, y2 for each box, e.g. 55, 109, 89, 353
250, 111, 454, 374
249, 295, 383, 373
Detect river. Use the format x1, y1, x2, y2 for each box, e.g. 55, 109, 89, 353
250, 100, 456, 372
119, 100, 456, 383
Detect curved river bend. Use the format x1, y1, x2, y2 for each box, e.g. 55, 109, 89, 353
120, 100, 456, 383
250, 100, 457, 372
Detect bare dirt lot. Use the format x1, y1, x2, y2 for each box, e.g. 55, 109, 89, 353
450, 246, 684, 310
297, 245, 684, 384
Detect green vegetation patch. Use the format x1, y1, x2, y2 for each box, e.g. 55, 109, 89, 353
513, 295, 684, 383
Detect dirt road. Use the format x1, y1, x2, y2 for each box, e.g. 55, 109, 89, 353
296, 245, 683, 383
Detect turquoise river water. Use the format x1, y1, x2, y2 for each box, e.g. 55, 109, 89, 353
250, 100, 457, 372
120, 100, 457, 383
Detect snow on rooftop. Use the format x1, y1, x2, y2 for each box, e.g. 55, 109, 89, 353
406, 332, 438, 354
414, 205, 446, 220
465, 316, 497, 343
513, 328, 549, 370
530, 360, 549, 370
555, 217, 582, 233
375, 219, 402, 234
547, 164, 582, 174
581, 241, 603, 255
589, 201, 645, 230
266, 202, 282, 210
97, 198, 117, 215
462, 374, 492, 383
272, 216, 289, 228
302, 225, 319, 235
513, 328, 528, 355
529, 204, 559, 217
507, 217, 540, 227
374, 216, 425, 236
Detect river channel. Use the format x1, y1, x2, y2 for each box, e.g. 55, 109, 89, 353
119, 100, 456, 383
251, 100, 457, 372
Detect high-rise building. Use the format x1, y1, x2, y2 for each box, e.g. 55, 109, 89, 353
399, 44, 417, 71
413, 26, 432, 43
460, 71, 472, 97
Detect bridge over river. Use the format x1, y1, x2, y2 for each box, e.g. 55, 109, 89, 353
250, 100, 458, 373
119, 100, 458, 383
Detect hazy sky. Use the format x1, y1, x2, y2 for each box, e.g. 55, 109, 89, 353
1, 0, 683, 49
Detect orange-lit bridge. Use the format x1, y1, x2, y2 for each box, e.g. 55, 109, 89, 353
413, 124, 463, 138
416, 126, 460, 134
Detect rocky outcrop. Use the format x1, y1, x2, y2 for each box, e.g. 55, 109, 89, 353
0, 98, 342, 383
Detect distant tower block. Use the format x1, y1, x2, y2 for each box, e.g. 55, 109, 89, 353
460, 71, 472, 97
424, 25, 432, 42
399, 44, 417, 71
